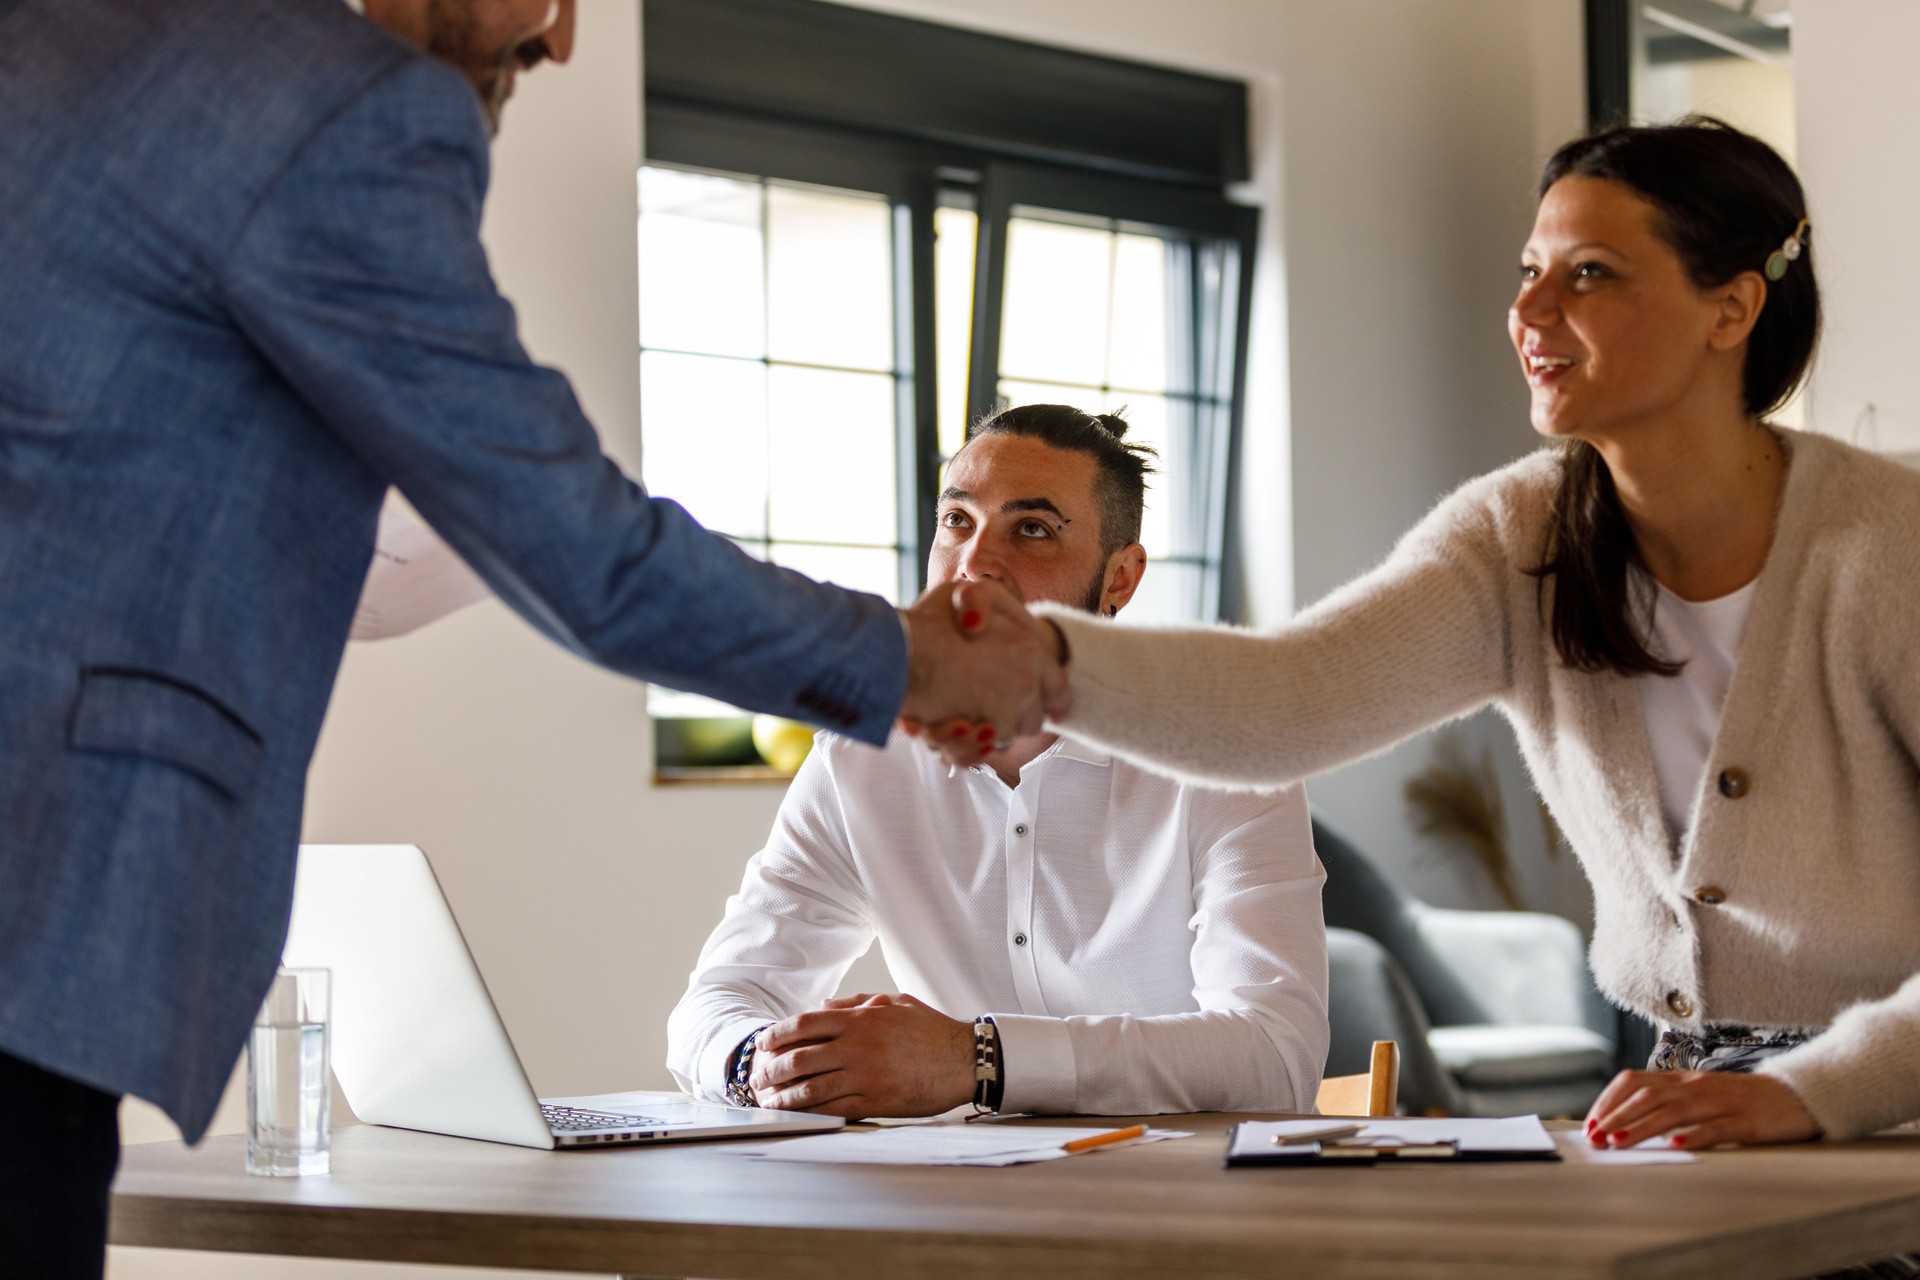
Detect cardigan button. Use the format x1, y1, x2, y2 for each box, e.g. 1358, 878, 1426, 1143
1666, 990, 1695, 1019
1717, 768, 1750, 799
1692, 886, 1726, 906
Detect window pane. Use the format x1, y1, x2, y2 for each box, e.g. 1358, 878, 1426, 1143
935, 205, 977, 458
999, 217, 1113, 387
1108, 393, 1174, 559
1124, 560, 1203, 627
640, 351, 768, 540
998, 378, 1105, 409
1108, 232, 1171, 393
767, 184, 894, 372
767, 365, 897, 547
639, 168, 765, 359
770, 542, 900, 604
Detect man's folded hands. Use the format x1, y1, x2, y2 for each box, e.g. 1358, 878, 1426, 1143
749, 993, 976, 1120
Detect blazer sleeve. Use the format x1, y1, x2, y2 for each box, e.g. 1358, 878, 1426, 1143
216, 57, 905, 743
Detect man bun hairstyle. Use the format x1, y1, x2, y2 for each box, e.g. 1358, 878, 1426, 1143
966, 403, 1158, 558
1530, 116, 1821, 677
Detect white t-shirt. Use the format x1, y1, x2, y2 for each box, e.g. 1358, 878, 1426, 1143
1635, 575, 1758, 846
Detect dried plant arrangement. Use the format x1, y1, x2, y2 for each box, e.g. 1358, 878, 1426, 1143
1404, 729, 1525, 910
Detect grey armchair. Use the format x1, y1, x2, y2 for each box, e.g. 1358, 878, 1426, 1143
1315, 818, 1620, 1117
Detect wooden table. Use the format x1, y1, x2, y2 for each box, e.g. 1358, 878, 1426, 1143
110, 1115, 1920, 1279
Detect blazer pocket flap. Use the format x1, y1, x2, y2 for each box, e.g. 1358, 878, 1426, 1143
69, 668, 264, 800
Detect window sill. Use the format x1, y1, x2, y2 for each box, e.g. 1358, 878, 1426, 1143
652, 764, 799, 787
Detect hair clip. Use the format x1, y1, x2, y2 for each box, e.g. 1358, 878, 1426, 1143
1765, 217, 1811, 281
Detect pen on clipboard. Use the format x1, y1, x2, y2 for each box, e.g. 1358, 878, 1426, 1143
1271, 1123, 1363, 1145
1062, 1124, 1147, 1154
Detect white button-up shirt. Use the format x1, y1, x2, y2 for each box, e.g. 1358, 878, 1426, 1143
667, 731, 1329, 1115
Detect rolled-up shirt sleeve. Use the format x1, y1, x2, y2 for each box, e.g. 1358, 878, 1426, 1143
994, 784, 1328, 1115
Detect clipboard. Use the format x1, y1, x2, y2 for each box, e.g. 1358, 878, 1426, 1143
1225, 1116, 1563, 1167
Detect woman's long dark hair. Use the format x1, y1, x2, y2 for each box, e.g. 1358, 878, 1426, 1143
1529, 116, 1821, 676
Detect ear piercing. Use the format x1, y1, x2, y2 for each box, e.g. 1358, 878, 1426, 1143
1765, 217, 1811, 282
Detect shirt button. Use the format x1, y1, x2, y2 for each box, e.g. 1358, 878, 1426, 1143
1013, 932, 1028, 947
1666, 990, 1695, 1019
1717, 768, 1750, 799
1692, 886, 1726, 906
1014, 824, 1029, 837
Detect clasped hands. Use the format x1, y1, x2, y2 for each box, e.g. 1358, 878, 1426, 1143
897, 579, 1068, 762
750, 993, 977, 1119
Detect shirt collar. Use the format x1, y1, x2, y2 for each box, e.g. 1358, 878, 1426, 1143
1052, 736, 1112, 768
948, 735, 1112, 781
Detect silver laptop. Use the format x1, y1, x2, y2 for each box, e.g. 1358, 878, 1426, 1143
283, 843, 844, 1149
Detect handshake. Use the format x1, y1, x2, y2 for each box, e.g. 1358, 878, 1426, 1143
896, 581, 1071, 763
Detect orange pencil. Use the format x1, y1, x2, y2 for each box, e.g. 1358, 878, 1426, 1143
1062, 1124, 1147, 1154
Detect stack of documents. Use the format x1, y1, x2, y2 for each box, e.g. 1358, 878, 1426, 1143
749, 1123, 1188, 1168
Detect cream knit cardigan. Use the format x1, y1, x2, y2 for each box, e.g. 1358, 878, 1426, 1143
1041, 428, 1920, 1141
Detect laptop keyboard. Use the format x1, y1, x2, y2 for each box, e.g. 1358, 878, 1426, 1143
541, 1104, 672, 1132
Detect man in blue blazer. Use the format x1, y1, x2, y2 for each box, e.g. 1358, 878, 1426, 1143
0, 1, 1055, 1273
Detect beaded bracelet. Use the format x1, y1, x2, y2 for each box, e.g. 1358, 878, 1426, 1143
725, 1024, 771, 1108
971, 1016, 1003, 1114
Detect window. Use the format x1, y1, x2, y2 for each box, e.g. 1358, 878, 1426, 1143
1587, 0, 1793, 149
639, 168, 905, 606
989, 203, 1247, 624
641, 0, 1256, 774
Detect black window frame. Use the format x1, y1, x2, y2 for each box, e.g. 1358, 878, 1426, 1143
642, 0, 1259, 616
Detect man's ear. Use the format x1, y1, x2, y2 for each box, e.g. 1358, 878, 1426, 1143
1709, 270, 1769, 353
1100, 544, 1148, 615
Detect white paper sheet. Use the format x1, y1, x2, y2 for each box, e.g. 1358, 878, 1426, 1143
1229, 1114, 1557, 1160
350, 499, 490, 640
1552, 1131, 1699, 1165
750, 1123, 1189, 1167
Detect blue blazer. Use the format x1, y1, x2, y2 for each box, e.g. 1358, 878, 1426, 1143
0, 0, 906, 1139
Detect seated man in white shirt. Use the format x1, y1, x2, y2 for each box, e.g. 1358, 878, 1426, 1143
667, 403, 1328, 1118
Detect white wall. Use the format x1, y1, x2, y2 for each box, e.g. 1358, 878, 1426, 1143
112, 4, 1587, 1276
1794, 0, 1920, 459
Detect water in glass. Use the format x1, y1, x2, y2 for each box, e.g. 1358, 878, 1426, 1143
248, 966, 330, 1177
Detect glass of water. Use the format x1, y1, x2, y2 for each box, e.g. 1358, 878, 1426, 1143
247, 966, 330, 1176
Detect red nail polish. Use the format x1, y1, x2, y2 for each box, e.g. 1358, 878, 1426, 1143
961, 610, 982, 630
1584, 1118, 1596, 1132
1669, 1135, 1687, 1149
1610, 1131, 1629, 1143
977, 726, 995, 742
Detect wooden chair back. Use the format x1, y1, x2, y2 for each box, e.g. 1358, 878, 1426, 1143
1314, 1040, 1401, 1117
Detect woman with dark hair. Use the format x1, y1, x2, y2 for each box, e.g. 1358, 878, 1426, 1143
1006, 116, 1920, 1152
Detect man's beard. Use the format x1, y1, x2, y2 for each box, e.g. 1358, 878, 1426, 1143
427, 0, 530, 137
973, 566, 1106, 614
1078, 564, 1107, 615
